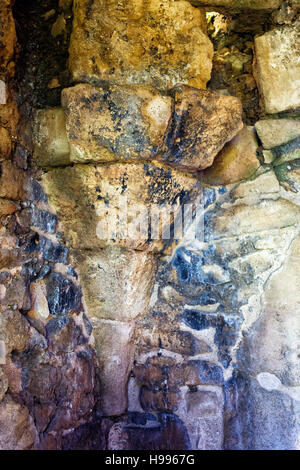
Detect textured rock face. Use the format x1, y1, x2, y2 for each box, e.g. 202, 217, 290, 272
35, 84, 243, 171
161, 85, 243, 171
73, 248, 157, 322
33, 108, 70, 167
0, 397, 37, 450
93, 321, 135, 416
69, 0, 213, 89
61, 83, 172, 163
254, 26, 300, 114
255, 119, 300, 149
42, 162, 203, 252
1, 0, 300, 452
199, 126, 260, 185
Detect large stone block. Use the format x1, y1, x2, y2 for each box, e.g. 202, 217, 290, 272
42, 162, 202, 252
61, 83, 172, 163
69, 0, 213, 89
161, 85, 243, 171
254, 26, 300, 114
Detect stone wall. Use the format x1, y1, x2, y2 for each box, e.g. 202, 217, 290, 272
0, 0, 299, 450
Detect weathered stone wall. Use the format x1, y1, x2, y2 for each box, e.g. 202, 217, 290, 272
0, 0, 299, 450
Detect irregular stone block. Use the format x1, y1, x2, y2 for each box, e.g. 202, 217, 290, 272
206, 197, 300, 240
28, 280, 50, 322
255, 119, 300, 149
45, 316, 86, 353
178, 387, 224, 450
40, 237, 68, 264
73, 247, 157, 321
137, 328, 212, 356
140, 387, 181, 412
271, 137, 300, 167
0, 161, 24, 200
93, 320, 135, 416
199, 126, 260, 186
61, 83, 172, 163
0, 0, 17, 75
42, 162, 203, 252
33, 108, 70, 167
0, 310, 30, 355
0, 127, 11, 160
254, 26, 300, 114
69, 0, 213, 89
0, 396, 37, 450
0, 198, 18, 215
32, 208, 57, 234
161, 85, 243, 171
45, 272, 82, 316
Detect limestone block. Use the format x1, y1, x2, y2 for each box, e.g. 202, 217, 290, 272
33, 108, 70, 168
199, 126, 260, 186
73, 247, 157, 321
61, 83, 172, 163
42, 162, 202, 252
92, 320, 135, 416
254, 26, 300, 114
255, 119, 300, 149
69, 0, 213, 89
161, 85, 243, 171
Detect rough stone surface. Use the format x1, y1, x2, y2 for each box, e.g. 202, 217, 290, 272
69, 0, 213, 89
1, 0, 300, 452
0, 161, 25, 200
93, 320, 135, 416
161, 85, 243, 171
73, 248, 157, 321
0, 127, 12, 160
255, 119, 300, 149
42, 162, 203, 252
254, 26, 300, 114
61, 83, 172, 163
199, 126, 260, 185
0, 396, 37, 450
33, 108, 70, 168
0, 0, 16, 77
